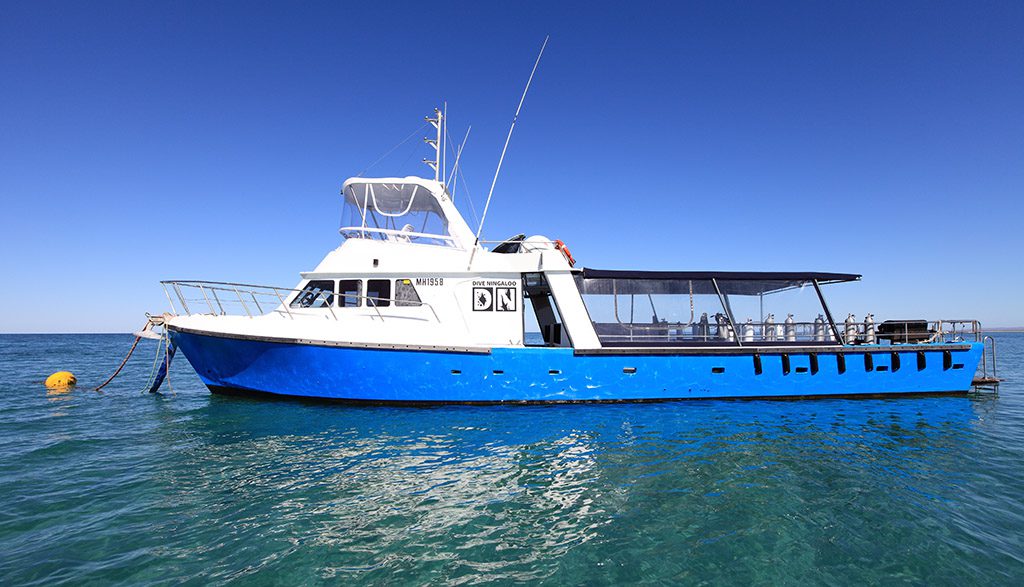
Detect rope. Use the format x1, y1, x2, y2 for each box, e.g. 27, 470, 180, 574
140, 334, 162, 393
94, 335, 142, 391
162, 329, 175, 395
356, 123, 429, 177
458, 163, 480, 228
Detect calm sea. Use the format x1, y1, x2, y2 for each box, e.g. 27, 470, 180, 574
1, 333, 1022, 585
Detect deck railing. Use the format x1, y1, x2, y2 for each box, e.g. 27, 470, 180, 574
160, 280, 440, 322
592, 318, 983, 345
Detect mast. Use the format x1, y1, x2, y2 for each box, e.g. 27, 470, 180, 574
442, 102, 447, 185
423, 107, 444, 183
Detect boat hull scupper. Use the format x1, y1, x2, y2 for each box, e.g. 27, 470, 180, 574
170, 327, 984, 404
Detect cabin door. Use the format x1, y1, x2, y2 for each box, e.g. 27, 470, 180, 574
522, 272, 570, 347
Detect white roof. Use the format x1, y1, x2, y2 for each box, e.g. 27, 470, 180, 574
340, 176, 477, 249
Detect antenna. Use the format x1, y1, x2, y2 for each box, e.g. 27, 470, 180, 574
447, 125, 472, 200
473, 35, 549, 248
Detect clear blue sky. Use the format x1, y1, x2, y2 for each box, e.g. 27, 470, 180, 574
2, 1, 1022, 332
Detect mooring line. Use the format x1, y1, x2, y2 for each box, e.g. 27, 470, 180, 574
94, 335, 142, 391
140, 334, 163, 393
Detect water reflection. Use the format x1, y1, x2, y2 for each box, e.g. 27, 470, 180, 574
136, 395, 993, 582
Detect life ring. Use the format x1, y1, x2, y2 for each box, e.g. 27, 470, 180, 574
554, 239, 576, 267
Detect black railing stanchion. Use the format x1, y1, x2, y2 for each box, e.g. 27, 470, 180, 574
712, 278, 742, 347
812, 279, 844, 345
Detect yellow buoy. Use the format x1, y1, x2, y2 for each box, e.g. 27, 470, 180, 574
45, 371, 77, 389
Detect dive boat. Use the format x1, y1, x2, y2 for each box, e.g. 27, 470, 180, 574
160, 110, 986, 403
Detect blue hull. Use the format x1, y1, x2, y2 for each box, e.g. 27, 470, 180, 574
170, 329, 983, 403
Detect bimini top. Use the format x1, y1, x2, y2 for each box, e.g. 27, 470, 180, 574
577, 268, 861, 296
339, 177, 476, 249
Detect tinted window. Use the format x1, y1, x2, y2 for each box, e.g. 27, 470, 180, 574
366, 279, 391, 307
338, 279, 362, 307
395, 279, 422, 307
290, 280, 334, 308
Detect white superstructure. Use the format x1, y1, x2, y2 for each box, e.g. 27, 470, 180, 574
166, 173, 599, 351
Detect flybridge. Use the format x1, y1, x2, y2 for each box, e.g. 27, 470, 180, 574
339, 177, 476, 249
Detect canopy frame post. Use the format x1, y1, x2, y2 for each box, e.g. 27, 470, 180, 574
712, 278, 742, 347
812, 279, 844, 344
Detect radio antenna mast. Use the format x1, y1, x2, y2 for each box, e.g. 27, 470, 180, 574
423, 107, 444, 182
473, 35, 549, 247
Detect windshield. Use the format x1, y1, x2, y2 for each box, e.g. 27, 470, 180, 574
340, 183, 454, 246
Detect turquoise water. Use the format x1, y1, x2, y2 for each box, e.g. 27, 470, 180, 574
1, 334, 1022, 585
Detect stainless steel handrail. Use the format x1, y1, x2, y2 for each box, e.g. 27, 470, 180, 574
981, 335, 998, 379
338, 226, 458, 246
592, 318, 983, 345
162, 280, 441, 323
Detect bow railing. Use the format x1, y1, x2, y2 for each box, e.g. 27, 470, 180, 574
160, 280, 439, 322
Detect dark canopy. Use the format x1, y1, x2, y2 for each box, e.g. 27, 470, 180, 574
577, 268, 861, 296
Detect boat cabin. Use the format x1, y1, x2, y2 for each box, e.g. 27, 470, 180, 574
250, 177, 867, 351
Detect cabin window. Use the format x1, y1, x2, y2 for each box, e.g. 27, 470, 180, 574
575, 276, 727, 345
338, 279, 362, 307
366, 279, 391, 307
290, 280, 334, 308
395, 279, 422, 307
